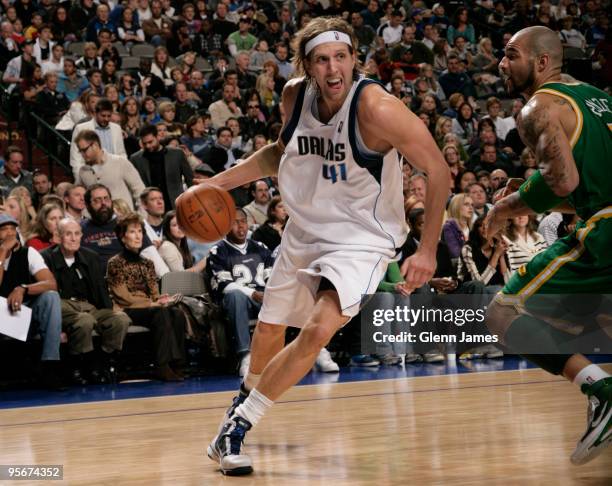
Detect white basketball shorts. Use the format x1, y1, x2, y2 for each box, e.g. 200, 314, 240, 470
258, 221, 391, 328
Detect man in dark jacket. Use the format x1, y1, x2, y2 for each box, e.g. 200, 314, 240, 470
130, 124, 194, 210
42, 217, 131, 384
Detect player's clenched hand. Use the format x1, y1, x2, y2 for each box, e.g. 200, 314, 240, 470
484, 207, 506, 241
495, 178, 525, 202
400, 249, 437, 293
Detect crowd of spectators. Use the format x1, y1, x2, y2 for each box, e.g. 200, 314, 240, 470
0, 0, 608, 387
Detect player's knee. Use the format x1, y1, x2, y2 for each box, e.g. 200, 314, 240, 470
299, 321, 337, 354
486, 294, 521, 342
255, 322, 285, 339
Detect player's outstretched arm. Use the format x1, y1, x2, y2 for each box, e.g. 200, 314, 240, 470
360, 86, 451, 290
196, 80, 303, 191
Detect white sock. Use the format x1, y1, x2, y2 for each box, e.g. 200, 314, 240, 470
244, 371, 261, 391
573, 364, 610, 388
234, 388, 273, 427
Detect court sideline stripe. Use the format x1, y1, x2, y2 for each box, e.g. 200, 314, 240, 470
0, 377, 566, 428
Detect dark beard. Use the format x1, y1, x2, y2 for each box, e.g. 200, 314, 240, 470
508, 69, 536, 97
91, 207, 114, 225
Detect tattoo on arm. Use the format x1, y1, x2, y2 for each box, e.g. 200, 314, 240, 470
517, 100, 576, 196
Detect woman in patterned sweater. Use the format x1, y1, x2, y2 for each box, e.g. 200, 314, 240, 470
503, 215, 548, 273
107, 213, 186, 381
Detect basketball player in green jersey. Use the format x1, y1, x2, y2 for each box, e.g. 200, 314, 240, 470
484, 25, 612, 465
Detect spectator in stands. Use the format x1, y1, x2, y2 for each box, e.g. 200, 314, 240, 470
76, 130, 145, 209
0, 213, 62, 389
130, 124, 194, 210
75, 43, 103, 77
150, 46, 173, 94
442, 144, 465, 181
458, 215, 510, 291
504, 215, 548, 273
228, 15, 257, 57
209, 83, 244, 129
142, 0, 173, 46
442, 193, 473, 261
25, 203, 64, 250
274, 43, 294, 81
408, 173, 427, 203
391, 24, 434, 65
41, 44, 64, 75
9, 186, 37, 222
50, 6, 76, 44
434, 116, 453, 147
451, 35, 473, 70
70, 98, 127, 179
81, 184, 168, 277
174, 82, 197, 124
489, 168, 508, 193
483, 97, 516, 141
0, 146, 33, 197
243, 179, 271, 228
56, 59, 87, 103
466, 182, 491, 223
63, 184, 86, 221
469, 143, 515, 176
361, 0, 382, 31
0, 21, 20, 66
85, 4, 116, 42
107, 213, 186, 381
538, 212, 564, 246
447, 7, 475, 46
439, 54, 476, 100
118, 7, 145, 46
120, 97, 143, 156
2, 194, 31, 238
252, 195, 286, 252
33, 24, 55, 65
158, 210, 207, 272
35, 72, 70, 125
559, 15, 586, 49
32, 171, 53, 210
2, 38, 35, 92
206, 207, 274, 376
42, 218, 130, 384
452, 102, 478, 147
350, 11, 376, 56
376, 9, 404, 48
140, 187, 164, 246
69, 0, 97, 34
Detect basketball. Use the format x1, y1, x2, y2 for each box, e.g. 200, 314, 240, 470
175, 183, 236, 243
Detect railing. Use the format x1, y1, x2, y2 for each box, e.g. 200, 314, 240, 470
26, 112, 72, 180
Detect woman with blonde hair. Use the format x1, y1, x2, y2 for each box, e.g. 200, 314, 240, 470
25, 203, 65, 250
112, 198, 133, 219
256, 73, 280, 112
9, 186, 37, 221
434, 116, 453, 148
2, 195, 32, 239
442, 143, 464, 180
151, 46, 174, 90
442, 193, 474, 260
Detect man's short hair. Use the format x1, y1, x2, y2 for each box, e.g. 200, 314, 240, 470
486, 96, 501, 109
64, 183, 86, 198
4, 145, 23, 160
95, 98, 113, 113
84, 183, 111, 207
139, 124, 158, 139
216, 126, 232, 138
74, 130, 101, 146
86, 67, 102, 79
140, 187, 163, 204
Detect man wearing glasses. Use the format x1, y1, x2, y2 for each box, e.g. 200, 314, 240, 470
70, 98, 126, 181
75, 130, 145, 210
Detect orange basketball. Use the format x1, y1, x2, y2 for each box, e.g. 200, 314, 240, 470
175, 183, 236, 243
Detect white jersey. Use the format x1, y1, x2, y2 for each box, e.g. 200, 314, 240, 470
278, 76, 408, 257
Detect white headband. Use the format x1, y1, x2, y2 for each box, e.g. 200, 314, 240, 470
305, 31, 352, 56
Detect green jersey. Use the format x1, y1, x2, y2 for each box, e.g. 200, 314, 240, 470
535, 82, 612, 220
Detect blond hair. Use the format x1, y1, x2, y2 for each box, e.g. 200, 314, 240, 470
291, 17, 362, 81
447, 193, 473, 228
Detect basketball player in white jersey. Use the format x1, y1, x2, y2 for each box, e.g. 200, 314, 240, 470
200, 17, 451, 475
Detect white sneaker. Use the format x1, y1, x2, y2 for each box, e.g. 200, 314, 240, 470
238, 353, 250, 377
314, 347, 340, 372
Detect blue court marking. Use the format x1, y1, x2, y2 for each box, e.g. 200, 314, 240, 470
0, 355, 610, 411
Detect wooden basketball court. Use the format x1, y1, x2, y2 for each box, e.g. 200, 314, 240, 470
1, 365, 611, 485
